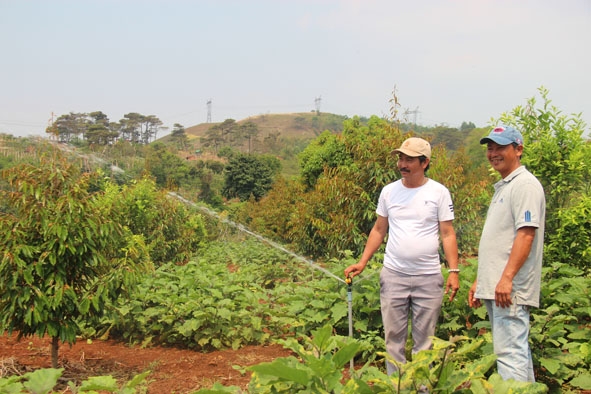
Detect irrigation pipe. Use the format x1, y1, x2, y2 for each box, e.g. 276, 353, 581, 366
169, 192, 349, 283
346, 275, 354, 373
169, 191, 380, 374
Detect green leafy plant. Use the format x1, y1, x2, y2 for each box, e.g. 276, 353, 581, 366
222, 153, 281, 201
101, 176, 208, 265
531, 262, 591, 390
97, 239, 311, 350
0, 367, 150, 394
0, 154, 150, 368
195, 326, 548, 393
247, 324, 362, 393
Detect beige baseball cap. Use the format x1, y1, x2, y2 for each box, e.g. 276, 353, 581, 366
393, 137, 431, 159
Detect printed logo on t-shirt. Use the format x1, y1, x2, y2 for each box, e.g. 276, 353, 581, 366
525, 210, 532, 222
449, 204, 454, 212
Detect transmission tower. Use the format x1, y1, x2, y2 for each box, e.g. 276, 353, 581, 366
404, 106, 420, 128
206, 99, 212, 123
314, 96, 322, 114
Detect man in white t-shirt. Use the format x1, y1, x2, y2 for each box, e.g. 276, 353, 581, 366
469, 126, 545, 382
344, 137, 459, 374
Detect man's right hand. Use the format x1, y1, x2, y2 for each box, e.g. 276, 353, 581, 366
344, 263, 365, 279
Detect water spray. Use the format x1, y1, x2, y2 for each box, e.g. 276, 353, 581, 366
169, 192, 370, 373
170, 192, 346, 284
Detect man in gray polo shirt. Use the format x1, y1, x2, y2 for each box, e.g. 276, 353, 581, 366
468, 125, 546, 382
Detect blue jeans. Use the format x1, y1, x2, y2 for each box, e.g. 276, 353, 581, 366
380, 267, 444, 375
484, 299, 535, 382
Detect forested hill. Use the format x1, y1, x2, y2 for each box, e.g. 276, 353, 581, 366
183, 112, 349, 141
175, 111, 486, 159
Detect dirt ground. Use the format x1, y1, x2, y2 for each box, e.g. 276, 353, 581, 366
0, 332, 293, 393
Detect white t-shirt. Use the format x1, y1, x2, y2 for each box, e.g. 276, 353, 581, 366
376, 179, 455, 275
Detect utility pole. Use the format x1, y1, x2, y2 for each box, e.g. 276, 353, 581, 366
314, 96, 322, 115
47, 112, 57, 140
404, 107, 420, 129
206, 99, 212, 123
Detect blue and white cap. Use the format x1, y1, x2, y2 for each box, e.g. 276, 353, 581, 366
480, 126, 524, 146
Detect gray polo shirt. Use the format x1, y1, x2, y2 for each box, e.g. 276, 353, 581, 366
475, 166, 546, 307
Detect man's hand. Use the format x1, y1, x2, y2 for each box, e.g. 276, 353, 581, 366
468, 280, 481, 308
344, 263, 366, 279
445, 273, 459, 301
495, 276, 513, 308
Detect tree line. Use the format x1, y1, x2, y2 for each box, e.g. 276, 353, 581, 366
47, 111, 165, 145
199, 118, 290, 156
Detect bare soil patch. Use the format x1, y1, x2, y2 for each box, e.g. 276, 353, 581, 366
0, 333, 292, 393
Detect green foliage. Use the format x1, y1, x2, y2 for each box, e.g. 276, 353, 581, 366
47, 111, 165, 146
238, 115, 490, 259
222, 153, 281, 201
0, 154, 150, 366
272, 251, 383, 351
259, 116, 404, 257
144, 142, 192, 189
99, 239, 308, 350
494, 86, 591, 272
531, 262, 591, 390
227, 328, 547, 394
232, 177, 307, 243
438, 259, 489, 339
427, 145, 491, 256
544, 194, 591, 274
298, 130, 351, 189
170, 123, 188, 150
0, 367, 150, 394
101, 177, 207, 265
424, 125, 467, 152
247, 325, 362, 393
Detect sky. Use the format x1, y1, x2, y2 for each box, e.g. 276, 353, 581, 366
1, 0, 590, 138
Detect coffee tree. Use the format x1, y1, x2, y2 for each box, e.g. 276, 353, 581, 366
0, 153, 150, 368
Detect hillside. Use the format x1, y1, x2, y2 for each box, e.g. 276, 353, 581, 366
182, 112, 349, 145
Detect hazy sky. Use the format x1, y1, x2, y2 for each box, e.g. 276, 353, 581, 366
1, 0, 590, 138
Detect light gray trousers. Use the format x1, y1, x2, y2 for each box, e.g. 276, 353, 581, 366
379, 267, 444, 375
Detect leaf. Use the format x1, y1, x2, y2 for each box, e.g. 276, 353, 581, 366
580, 342, 591, 361
217, 308, 232, 320
248, 359, 310, 385
79, 297, 90, 314
22, 368, 63, 394
469, 353, 497, 375
123, 370, 151, 389
332, 342, 361, 368
311, 324, 333, 351
0, 376, 25, 394
567, 329, 591, 340
330, 302, 348, 322
540, 357, 561, 374
487, 373, 548, 393
194, 381, 242, 393
78, 375, 119, 391
570, 373, 591, 390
